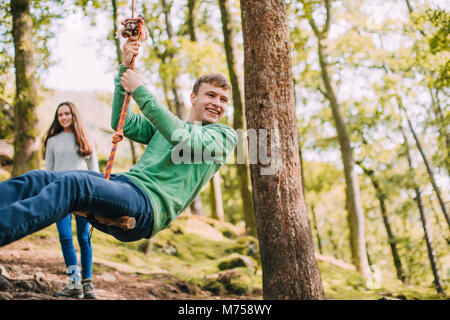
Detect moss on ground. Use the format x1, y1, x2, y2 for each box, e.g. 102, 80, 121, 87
28, 215, 447, 299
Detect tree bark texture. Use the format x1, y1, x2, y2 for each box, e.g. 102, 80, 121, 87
241, 0, 325, 299
11, 0, 40, 176
218, 0, 256, 236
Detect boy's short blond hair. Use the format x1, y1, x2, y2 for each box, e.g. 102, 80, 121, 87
192, 73, 231, 94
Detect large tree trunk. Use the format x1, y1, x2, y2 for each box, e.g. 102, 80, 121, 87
401, 126, 445, 294
241, 0, 325, 299
397, 97, 449, 230
356, 161, 406, 283
303, 0, 369, 277
218, 0, 256, 236
11, 0, 40, 176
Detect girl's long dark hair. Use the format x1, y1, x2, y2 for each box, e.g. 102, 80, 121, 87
42, 102, 93, 159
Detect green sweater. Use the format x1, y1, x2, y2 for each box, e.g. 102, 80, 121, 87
112, 65, 237, 238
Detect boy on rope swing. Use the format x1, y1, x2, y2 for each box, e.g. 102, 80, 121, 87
0, 39, 237, 247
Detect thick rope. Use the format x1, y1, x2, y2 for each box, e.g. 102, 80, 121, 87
104, 2, 144, 180
103, 61, 135, 180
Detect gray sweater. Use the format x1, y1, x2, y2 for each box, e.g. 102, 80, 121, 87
45, 131, 99, 172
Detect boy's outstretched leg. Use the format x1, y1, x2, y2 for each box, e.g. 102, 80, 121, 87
0, 170, 56, 208
0, 171, 153, 246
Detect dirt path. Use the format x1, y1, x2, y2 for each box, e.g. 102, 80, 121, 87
0, 238, 259, 300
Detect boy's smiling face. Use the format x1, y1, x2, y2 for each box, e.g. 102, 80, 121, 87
189, 83, 230, 124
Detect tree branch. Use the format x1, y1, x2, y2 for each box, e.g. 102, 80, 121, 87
323, 0, 331, 36
302, 0, 322, 39
317, 86, 329, 99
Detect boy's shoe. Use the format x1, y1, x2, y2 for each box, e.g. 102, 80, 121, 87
54, 279, 83, 299
82, 278, 98, 299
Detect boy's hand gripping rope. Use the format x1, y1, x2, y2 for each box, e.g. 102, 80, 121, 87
73, 12, 147, 231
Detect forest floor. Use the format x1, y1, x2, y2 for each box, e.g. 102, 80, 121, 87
0, 238, 255, 300
0, 214, 447, 300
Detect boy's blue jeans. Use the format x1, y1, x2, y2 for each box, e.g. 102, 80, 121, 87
56, 213, 92, 280
0, 170, 154, 247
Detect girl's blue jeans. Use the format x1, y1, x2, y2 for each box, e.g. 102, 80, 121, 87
56, 213, 92, 280
0, 170, 154, 247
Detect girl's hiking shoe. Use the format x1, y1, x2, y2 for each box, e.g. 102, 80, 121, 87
81, 278, 98, 299
53, 279, 83, 299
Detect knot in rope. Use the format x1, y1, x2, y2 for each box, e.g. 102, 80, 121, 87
112, 130, 124, 144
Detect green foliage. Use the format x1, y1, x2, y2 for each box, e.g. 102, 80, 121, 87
0, 97, 14, 139
426, 8, 450, 88
0, 0, 68, 96
0, 0, 13, 98
291, 0, 449, 293
2, 0, 447, 297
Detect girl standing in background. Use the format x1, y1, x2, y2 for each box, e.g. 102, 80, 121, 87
42, 101, 99, 299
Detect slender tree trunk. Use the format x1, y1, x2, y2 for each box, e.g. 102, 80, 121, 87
190, 195, 204, 216
366, 242, 373, 267
218, 0, 256, 236
142, 4, 175, 117
293, 78, 308, 199
319, 43, 368, 277
327, 228, 340, 259
356, 161, 406, 283
162, 78, 176, 114
401, 126, 445, 294
112, 0, 123, 65
398, 97, 449, 230
429, 87, 450, 175
241, 0, 325, 299
186, 0, 197, 42
298, 141, 306, 197
405, 0, 413, 14
310, 204, 323, 255
432, 89, 450, 167
186, 0, 223, 217
161, 0, 203, 214
427, 196, 447, 242
306, 0, 368, 277
161, 0, 187, 121
111, 0, 137, 165
210, 173, 224, 221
